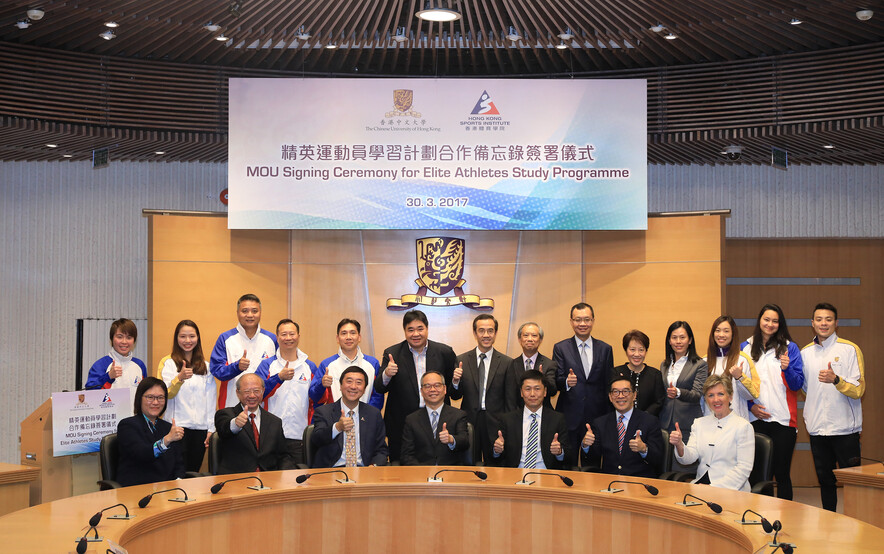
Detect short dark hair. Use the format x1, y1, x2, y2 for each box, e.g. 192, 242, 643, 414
237, 293, 261, 308
622, 329, 649, 351
609, 376, 634, 392
519, 369, 546, 388
570, 302, 595, 319
276, 318, 300, 333
420, 370, 446, 385
813, 302, 838, 320
337, 318, 362, 334
109, 318, 137, 343
472, 313, 498, 332
133, 376, 167, 417
340, 365, 368, 385
403, 310, 428, 329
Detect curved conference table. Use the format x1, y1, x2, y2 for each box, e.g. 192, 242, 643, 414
1, 467, 882, 553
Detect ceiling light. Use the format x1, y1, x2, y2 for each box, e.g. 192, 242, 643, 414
46, 143, 58, 148
649, 24, 665, 33
15, 20, 30, 29
26, 9, 44, 21
104, 21, 119, 28
62, 154, 73, 158
558, 28, 573, 40
154, 151, 165, 155
204, 22, 221, 32
506, 26, 520, 42
789, 18, 802, 25
822, 144, 835, 149
215, 34, 229, 41
296, 26, 311, 40
393, 27, 408, 43
856, 9, 873, 21
326, 42, 337, 49
99, 30, 116, 40
664, 32, 678, 40
416, 2, 461, 22
556, 40, 567, 49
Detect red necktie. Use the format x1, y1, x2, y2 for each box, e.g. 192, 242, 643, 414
249, 412, 260, 449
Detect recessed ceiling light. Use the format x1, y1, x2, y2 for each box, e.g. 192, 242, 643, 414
154, 151, 165, 155
46, 143, 58, 148
105, 21, 119, 28
789, 18, 802, 25
415, 3, 461, 22
326, 42, 338, 49
62, 154, 73, 158
215, 34, 229, 41
99, 30, 116, 40
204, 22, 221, 32
822, 144, 835, 149
664, 32, 678, 40
856, 9, 873, 21
556, 40, 568, 50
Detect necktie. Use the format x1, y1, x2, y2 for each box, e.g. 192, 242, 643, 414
345, 410, 357, 467
580, 342, 591, 379
525, 358, 532, 371
478, 353, 487, 409
431, 410, 439, 439
617, 414, 626, 454
525, 413, 539, 469
249, 413, 260, 449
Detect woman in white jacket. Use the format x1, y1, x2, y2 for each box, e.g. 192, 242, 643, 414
159, 320, 216, 473
671, 374, 755, 491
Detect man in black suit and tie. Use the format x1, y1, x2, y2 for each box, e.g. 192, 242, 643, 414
553, 302, 615, 466
581, 377, 664, 478
312, 366, 388, 468
401, 371, 470, 466
510, 322, 558, 409
375, 310, 457, 462
214, 373, 288, 474
449, 314, 515, 464
493, 370, 571, 469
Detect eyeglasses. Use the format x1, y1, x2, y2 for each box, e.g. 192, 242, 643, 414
240, 389, 262, 395
571, 317, 594, 324
609, 389, 633, 397
421, 383, 445, 390
144, 395, 165, 403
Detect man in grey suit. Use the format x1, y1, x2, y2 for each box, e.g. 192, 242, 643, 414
510, 322, 558, 409
401, 371, 470, 466
449, 314, 515, 464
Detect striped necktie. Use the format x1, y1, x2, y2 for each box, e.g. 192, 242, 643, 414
431, 410, 439, 439
617, 414, 626, 453
525, 413, 539, 468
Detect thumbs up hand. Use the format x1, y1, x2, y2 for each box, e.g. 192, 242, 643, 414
550, 433, 562, 456
234, 408, 250, 429
110, 362, 123, 379
164, 418, 185, 446
452, 362, 463, 385
279, 360, 295, 381
493, 430, 505, 454
669, 422, 683, 446
321, 371, 334, 388
238, 355, 251, 372
566, 368, 577, 387
582, 423, 595, 448
178, 363, 193, 381
438, 422, 453, 444
384, 354, 399, 378
629, 429, 647, 453
819, 362, 837, 384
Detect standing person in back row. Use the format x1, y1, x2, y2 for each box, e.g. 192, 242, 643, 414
801, 303, 864, 512
553, 302, 614, 467
210, 294, 278, 409
85, 318, 148, 402
374, 310, 457, 463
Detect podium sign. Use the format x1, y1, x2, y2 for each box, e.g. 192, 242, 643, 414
51, 389, 130, 456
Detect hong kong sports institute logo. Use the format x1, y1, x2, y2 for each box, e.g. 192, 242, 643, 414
470, 90, 500, 115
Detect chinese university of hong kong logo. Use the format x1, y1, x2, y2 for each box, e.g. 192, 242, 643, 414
385, 89, 422, 118
387, 237, 493, 310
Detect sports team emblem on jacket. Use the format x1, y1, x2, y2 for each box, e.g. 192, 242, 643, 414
386, 237, 493, 310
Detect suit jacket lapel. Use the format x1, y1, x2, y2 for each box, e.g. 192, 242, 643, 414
568, 339, 588, 381
399, 343, 419, 396
464, 352, 480, 395
486, 349, 501, 386
677, 360, 695, 387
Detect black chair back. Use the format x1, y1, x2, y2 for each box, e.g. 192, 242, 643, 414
207, 432, 221, 475
98, 433, 118, 488
659, 429, 673, 475
462, 422, 475, 465
750, 432, 775, 496
302, 424, 316, 468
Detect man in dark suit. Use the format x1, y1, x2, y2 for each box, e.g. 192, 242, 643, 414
449, 314, 515, 464
510, 322, 558, 409
581, 377, 664, 478
312, 366, 388, 468
493, 369, 571, 469
214, 373, 288, 474
401, 370, 470, 466
553, 302, 615, 466
374, 310, 457, 462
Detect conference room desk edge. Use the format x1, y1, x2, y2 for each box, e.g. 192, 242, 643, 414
834, 464, 884, 529
2, 467, 882, 553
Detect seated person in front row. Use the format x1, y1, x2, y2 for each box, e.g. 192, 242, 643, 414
214, 373, 287, 474
116, 377, 185, 487
581, 377, 664, 478
401, 371, 470, 466
311, 366, 388, 468
493, 370, 571, 469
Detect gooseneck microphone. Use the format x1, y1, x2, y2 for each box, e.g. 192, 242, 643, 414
768, 521, 795, 552
75, 524, 101, 551
736, 509, 775, 532
676, 493, 722, 513
428, 468, 488, 482
769, 543, 794, 554
210, 475, 269, 493
89, 503, 135, 526
138, 487, 193, 508
600, 480, 659, 495
516, 471, 574, 487
295, 469, 354, 484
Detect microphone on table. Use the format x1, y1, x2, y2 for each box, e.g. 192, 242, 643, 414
75, 524, 101, 552
768, 521, 794, 553
210, 475, 269, 493
428, 468, 488, 482
676, 493, 722, 513
137, 487, 192, 508
736, 509, 776, 532
600, 479, 659, 495
295, 469, 354, 484
89, 503, 135, 526
516, 471, 574, 487
769, 544, 793, 554
848, 456, 884, 475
